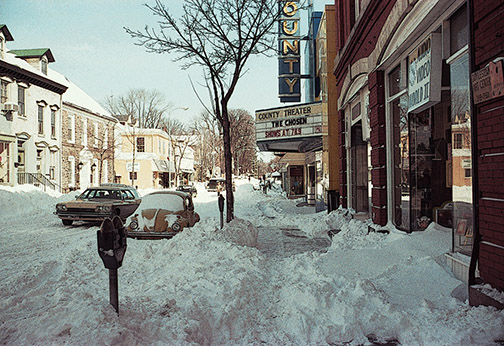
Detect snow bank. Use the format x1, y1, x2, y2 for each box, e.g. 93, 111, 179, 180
0, 181, 503, 345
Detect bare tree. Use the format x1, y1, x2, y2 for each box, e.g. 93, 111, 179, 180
104, 88, 176, 186
125, 0, 281, 221
104, 89, 174, 129
193, 111, 223, 180
91, 121, 116, 184
162, 117, 198, 186
229, 109, 256, 176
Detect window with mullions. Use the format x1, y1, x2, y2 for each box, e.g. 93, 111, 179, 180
51, 110, 56, 138
18, 87, 25, 116
1, 80, 8, 104
136, 137, 145, 153
38, 105, 44, 134
389, 63, 410, 230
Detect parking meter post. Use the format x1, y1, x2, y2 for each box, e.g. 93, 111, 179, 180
218, 193, 225, 229
97, 216, 127, 316
109, 268, 119, 314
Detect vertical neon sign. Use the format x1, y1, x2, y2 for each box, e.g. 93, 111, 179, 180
278, 1, 301, 102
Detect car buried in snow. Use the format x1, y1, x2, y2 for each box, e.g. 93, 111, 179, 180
54, 184, 141, 226
125, 190, 200, 239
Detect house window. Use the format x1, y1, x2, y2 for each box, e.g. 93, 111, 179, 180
129, 172, 138, 180
82, 119, 87, 146
68, 156, 75, 187
94, 122, 99, 147
41, 59, 48, 75
104, 128, 108, 149
1, 80, 8, 103
0, 141, 10, 183
68, 114, 75, 143
38, 105, 44, 134
51, 110, 56, 138
136, 137, 145, 152
103, 160, 109, 183
454, 133, 463, 149
18, 86, 25, 116
465, 168, 472, 178
49, 151, 56, 180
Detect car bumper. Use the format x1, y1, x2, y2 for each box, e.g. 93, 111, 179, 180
126, 230, 178, 240
54, 211, 111, 222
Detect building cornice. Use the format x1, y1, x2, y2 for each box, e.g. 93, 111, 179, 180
0, 59, 67, 94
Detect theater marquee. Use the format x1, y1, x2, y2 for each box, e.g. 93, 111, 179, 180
256, 102, 323, 152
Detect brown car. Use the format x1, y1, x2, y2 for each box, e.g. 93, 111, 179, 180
125, 190, 200, 239
55, 184, 141, 226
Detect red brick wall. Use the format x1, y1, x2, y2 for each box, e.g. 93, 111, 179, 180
472, 0, 504, 290
333, 0, 394, 218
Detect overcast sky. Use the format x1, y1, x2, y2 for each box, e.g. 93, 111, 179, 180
2, 0, 332, 123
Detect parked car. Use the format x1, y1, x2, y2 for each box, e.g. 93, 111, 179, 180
55, 184, 141, 226
125, 191, 200, 239
206, 178, 235, 193
176, 184, 198, 198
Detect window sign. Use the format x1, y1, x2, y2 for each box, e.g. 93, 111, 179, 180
408, 33, 442, 113
471, 59, 504, 104
126, 162, 139, 172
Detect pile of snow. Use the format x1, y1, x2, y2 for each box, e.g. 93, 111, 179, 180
0, 181, 503, 345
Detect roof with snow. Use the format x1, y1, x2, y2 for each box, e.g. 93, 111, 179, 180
2, 49, 111, 119
9, 48, 55, 62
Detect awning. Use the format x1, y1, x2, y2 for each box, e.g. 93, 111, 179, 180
152, 159, 174, 172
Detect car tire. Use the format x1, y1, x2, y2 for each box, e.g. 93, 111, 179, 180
62, 220, 73, 226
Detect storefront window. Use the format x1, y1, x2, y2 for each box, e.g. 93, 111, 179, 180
392, 95, 409, 229
450, 53, 472, 254
289, 165, 304, 195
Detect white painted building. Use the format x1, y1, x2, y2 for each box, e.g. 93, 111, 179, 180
0, 25, 67, 191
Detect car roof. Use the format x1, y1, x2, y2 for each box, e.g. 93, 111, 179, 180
86, 186, 127, 191
146, 190, 189, 198
100, 183, 137, 189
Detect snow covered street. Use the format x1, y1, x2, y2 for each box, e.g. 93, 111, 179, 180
1, 180, 503, 345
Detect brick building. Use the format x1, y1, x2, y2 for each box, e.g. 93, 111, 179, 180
59, 76, 116, 192
467, 0, 504, 307
332, 0, 503, 307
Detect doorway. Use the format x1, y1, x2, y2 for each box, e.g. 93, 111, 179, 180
350, 124, 369, 213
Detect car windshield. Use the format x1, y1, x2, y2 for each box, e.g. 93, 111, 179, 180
80, 189, 122, 200
140, 193, 184, 211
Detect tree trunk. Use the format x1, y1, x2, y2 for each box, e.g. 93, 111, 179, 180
221, 107, 234, 222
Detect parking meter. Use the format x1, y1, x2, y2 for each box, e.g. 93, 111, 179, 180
97, 216, 127, 269
97, 216, 127, 314
218, 193, 225, 229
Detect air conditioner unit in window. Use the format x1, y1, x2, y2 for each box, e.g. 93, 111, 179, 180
1, 102, 19, 112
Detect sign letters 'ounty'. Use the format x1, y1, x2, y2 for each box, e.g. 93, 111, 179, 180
278, 1, 301, 102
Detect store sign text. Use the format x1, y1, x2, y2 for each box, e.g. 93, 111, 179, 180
278, 1, 301, 103
265, 128, 302, 138
408, 33, 442, 113
471, 60, 504, 104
